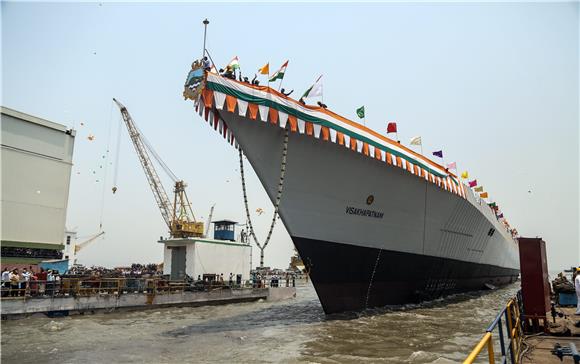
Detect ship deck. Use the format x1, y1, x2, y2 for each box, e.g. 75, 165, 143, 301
522, 336, 580, 364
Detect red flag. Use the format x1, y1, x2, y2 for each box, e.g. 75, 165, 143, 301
387, 122, 397, 133
468, 179, 477, 188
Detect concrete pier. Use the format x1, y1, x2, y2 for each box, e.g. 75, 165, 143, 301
1, 287, 296, 318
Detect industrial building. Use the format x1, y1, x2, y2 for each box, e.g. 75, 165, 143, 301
1, 106, 75, 267
160, 220, 252, 282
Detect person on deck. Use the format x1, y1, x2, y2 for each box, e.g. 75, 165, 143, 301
37, 268, 47, 295
21, 267, 31, 295
575, 267, 580, 315
9, 269, 20, 297
202, 57, 211, 71
1, 268, 10, 297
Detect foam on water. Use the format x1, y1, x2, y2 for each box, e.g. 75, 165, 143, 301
1, 282, 519, 363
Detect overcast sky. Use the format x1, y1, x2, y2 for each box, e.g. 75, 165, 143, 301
2, 2, 578, 270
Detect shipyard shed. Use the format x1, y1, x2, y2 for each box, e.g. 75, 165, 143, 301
1, 107, 75, 266
159, 237, 252, 282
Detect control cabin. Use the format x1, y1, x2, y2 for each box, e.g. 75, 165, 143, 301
213, 220, 237, 241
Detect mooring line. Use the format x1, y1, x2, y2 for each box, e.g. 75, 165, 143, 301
365, 248, 382, 310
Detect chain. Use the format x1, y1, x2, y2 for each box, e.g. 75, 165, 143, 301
365, 248, 382, 309
239, 127, 290, 258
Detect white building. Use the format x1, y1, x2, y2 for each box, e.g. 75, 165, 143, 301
1, 107, 75, 267
160, 237, 252, 282
62, 230, 78, 268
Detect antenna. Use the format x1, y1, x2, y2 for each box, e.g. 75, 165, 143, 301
202, 18, 209, 59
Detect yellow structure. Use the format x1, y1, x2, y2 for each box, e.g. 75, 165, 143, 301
113, 98, 203, 238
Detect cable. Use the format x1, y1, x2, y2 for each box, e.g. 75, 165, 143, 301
112, 112, 122, 190
98, 100, 114, 230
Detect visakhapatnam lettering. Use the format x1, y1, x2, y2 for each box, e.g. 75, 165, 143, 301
345, 206, 384, 219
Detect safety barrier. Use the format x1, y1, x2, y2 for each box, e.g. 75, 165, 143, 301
464, 293, 524, 364
1, 276, 296, 300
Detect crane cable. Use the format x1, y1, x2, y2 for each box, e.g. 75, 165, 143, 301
111, 108, 179, 194
239, 127, 289, 252
112, 111, 122, 192
98, 100, 115, 230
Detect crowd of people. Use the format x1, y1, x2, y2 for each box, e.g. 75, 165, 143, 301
0, 263, 164, 298
1, 267, 62, 297
66, 263, 161, 278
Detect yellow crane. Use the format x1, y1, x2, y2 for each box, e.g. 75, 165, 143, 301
113, 98, 204, 238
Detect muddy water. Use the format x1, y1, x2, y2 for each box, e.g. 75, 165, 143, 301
1, 282, 518, 363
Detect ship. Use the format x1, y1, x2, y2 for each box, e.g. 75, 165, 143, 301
183, 60, 520, 314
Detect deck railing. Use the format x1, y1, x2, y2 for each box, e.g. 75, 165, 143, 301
1, 276, 295, 299
464, 292, 524, 364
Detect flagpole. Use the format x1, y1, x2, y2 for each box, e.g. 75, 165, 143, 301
278, 77, 283, 92
202, 19, 209, 59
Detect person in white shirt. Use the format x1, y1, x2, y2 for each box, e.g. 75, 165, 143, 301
21, 268, 31, 296
575, 267, 580, 315
1, 268, 10, 297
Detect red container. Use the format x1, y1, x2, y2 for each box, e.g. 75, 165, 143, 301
518, 237, 550, 317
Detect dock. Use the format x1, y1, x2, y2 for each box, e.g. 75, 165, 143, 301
522, 336, 580, 364
1, 278, 296, 319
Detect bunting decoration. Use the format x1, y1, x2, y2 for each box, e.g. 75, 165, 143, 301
474, 186, 484, 193
461, 171, 469, 179
432, 150, 443, 158
480, 192, 489, 199
446, 162, 456, 170
468, 179, 477, 188
187, 70, 470, 200
386, 122, 397, 134
269, 61, 288, 82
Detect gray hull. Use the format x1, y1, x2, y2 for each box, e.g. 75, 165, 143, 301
218, 111, 520, 313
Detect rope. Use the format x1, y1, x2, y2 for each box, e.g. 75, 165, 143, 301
365, 248, 382, 309
98, 100, 115, 230
112, 112, 122, 188
239, 127, 289, 266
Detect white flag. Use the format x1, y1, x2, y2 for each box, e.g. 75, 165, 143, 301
410, 136, 422, 146
302, 75, 323, 99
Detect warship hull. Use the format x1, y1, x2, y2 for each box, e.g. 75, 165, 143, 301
221, 112, 519, 313
187, 72, 520, 314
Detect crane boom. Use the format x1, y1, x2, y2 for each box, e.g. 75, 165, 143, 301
113, 98, 204, 238
204, 204, 215, 238
113, 98, 173, 230
74, 231, 105, 254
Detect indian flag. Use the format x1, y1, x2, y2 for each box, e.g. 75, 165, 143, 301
228, 56, 240, 70
269, 60, 289, 82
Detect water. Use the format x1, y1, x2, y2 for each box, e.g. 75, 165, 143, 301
1, 282, 518, 363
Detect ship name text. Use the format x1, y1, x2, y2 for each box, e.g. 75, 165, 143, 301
345, 206, 384, 219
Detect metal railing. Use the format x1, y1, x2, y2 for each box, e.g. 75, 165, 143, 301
464, 294, 524, 364
1, 276, 296, 300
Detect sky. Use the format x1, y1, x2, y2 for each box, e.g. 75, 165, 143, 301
2, 2, 578, 271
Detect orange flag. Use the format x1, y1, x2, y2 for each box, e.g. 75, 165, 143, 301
258, 63, 269, 75
480, 192, 489, 199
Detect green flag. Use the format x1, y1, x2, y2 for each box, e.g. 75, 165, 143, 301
356, 106, 365, 119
